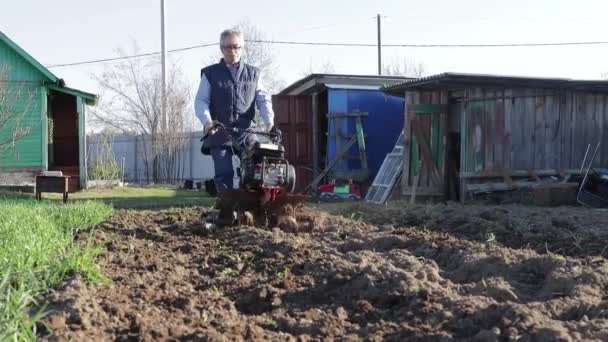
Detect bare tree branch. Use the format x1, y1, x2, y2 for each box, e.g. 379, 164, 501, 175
382, 56, 427, 77
300, 58, 337, 76
91, 42, 193, 183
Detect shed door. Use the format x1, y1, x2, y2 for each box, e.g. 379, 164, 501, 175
271, 95, 313, 191
403, 103, 448, 198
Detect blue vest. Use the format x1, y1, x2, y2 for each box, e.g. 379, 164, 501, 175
201, 60, 260, 148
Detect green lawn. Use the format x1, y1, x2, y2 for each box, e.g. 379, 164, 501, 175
3, 186, 216, 209
0, 200, 112, 340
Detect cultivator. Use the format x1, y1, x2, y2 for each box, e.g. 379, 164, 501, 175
202, 122, 310, 229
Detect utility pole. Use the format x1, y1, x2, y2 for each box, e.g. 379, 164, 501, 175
160, 0, 168, 132
377, 13, 382, 75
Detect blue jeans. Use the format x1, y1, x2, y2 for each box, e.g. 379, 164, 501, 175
210, 147, 235, 194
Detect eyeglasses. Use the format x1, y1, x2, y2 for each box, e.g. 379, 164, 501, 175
222, 45, 242, 51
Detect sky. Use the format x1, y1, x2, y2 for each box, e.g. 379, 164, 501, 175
2, 0, 608, 108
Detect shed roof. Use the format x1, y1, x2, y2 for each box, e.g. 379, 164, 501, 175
0, 30, 98, 105
278, 73, 412, 95
382, 72, 608, 96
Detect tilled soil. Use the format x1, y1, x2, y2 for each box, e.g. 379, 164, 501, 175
38, 204, 608, 341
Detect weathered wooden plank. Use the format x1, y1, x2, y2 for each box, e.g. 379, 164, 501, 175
430, 91, 438, 105
459, 89, 469, 203
440, 111, 448, 196
602, 95, 608, 168
415, 104, 448, 114
511, 89, 526, 169
543, 94, 554, 169
523, 89, 536, 170
510, 89, 521, 169
402, 91, 416, 192
481, 89, 489, 171
572, 93, 587, 169
544, 92, 557, 169
402, 92, 411, 193
460, 169, 581, 179
419, 115, 431, 188
557, 91, 570, 169
534, 93, 546, 169
487, 89, 496, 171
494, 89, 504, 170
471, 87, 484, 173
563, 92, 574, 170
579, 94, 592, 168
466, 180, 543, 193
429, 92, 442, 183
419, 92, 431, 189
441, 91, 449, 198
504, 89, 513, 171
594, 94, 604, 167
543, 93, 552, 169
413, 118, 442, 186
460, 90, 468, 172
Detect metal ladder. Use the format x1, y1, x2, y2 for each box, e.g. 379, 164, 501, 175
364, 130, 405, 204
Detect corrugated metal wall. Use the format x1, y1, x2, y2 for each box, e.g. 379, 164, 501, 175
87, 132, 215, 184
272, 95, 314, 191
0, 38, 45, 169
460, 88, 608, 176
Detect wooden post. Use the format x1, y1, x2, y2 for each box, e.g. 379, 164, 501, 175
189, 133, 194, 182
336, 115, 342, 172
312, 93, 319, 179
410, 161, 423, 204
121, 157, 126, 183
134, 135, 139, 183
403, 92, 413, 195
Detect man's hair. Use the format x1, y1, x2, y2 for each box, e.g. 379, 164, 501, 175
220, 29, 244, 47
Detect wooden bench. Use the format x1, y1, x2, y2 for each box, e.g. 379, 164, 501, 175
35, 174, 70, 203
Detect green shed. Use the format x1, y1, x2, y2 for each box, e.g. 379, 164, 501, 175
0, 31, 97, 191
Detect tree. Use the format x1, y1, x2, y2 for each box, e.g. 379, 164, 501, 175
0, 65, 35, 153
382, 56, 427, 77
90, 42, 193, 183
300, 58, 336, 76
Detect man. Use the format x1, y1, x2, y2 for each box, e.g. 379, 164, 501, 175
195, 28, 275, 195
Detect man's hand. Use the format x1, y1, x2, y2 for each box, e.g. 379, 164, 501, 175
205, 122, 219, 135
264, 123, 274, 132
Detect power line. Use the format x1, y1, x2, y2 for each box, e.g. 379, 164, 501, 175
45, 42, 218, 68
252, 39, 608, 48
45, 39, 608, 68
383, 41, 608, 48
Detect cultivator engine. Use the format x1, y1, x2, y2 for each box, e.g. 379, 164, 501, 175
202, 123, 310, 229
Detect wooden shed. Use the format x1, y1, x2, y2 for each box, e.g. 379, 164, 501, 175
273, 74, 410, 191
382, 72, 608, 202
0, 31, 97, 191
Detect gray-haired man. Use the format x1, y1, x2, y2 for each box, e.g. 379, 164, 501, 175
195, 29, 275, 195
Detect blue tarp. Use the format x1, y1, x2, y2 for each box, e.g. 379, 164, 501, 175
327, 87, 404, 180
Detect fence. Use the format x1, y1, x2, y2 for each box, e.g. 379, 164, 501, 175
86, 131, 216, 185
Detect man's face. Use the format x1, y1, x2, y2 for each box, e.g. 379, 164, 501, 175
221, 34, 243, 64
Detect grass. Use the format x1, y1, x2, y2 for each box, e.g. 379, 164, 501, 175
2, 186, 215, 209
0, 199, 112, 341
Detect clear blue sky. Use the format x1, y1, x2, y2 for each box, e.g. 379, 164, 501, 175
2, 0, 608, 98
